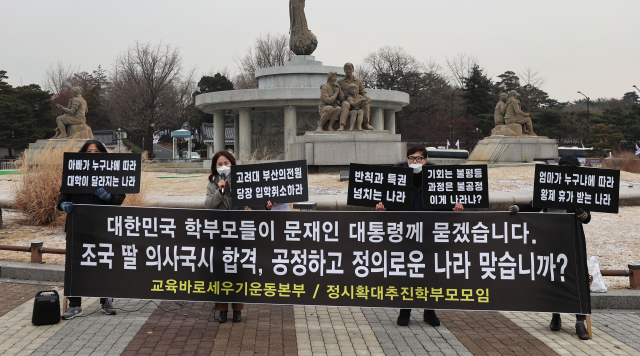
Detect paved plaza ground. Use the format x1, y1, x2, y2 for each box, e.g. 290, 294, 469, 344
1, 279, 639, 356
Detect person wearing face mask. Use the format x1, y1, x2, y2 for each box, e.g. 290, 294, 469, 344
508, 155, 591, 340
205, 150, 275, 323
58, 140, 126, 320
376, 146, 464, 327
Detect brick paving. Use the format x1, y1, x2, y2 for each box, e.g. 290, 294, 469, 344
122, 301, 217, 356
0, 281, 49, 318
297, 305, 384, 356
362, 308, 472, 356
439, 310, 558, 356
3, 279, 640, 355
212, 304, 297, 356
590, 310, 640, 353
501, 311, 640, 356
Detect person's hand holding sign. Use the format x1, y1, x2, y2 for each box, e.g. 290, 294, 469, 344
375, 202, 386, 211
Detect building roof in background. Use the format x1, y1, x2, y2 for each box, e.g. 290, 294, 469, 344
201, 123, 234, 145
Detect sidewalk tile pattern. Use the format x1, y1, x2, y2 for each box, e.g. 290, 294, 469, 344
590, 310, 640, 353
501, 311, 640, 356
0, 282, 48, 318
296, 305, 384, 356
122, 301, 216, 356
32, 298, 154, 356
361, 307, 472, 356
211, 304, 297, 356
439, 310, 558, 356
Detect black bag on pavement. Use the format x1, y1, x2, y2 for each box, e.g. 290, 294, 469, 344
32, 290, 61, 325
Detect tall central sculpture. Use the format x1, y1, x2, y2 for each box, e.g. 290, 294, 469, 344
289, 0, 317, 55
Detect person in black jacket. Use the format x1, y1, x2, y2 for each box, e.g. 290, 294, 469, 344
508, 155, 591, 340
58, 140, 126, 320
376, 146, 464, 327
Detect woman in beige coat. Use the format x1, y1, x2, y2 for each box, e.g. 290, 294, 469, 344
205, 150, 274, 322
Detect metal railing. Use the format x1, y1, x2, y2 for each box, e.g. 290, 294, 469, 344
0, 242, 65, 263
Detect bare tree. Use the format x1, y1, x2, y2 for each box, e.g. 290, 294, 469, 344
42, 61, 78, 94
445, 53, 479, 88
360, 46, 426, 94
106, 41, 195, 156
233, 33, 292, 89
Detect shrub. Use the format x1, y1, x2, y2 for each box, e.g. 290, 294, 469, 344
122, 138, 144, 153
13, 141, 150, 226
606, 150, 640, 174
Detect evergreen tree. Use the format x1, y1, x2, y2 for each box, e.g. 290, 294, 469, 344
494, 71, 520, 94
462, 65, 494, 135
191, 73, 235, 129
0, 72, 54, 156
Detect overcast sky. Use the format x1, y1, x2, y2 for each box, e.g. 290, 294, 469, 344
1, 0, 638, 102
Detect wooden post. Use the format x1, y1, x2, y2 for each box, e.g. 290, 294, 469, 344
63, 297, 68, 313
586, 315, 593, 339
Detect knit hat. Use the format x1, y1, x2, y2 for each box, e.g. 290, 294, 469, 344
558, 155, 581, 167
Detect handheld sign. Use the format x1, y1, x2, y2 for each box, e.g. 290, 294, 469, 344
533, 165, 619, 213
347, 163, 413, 210
422, 164, 489, 209
61, 153, 142, 194
231, 160, 308, 206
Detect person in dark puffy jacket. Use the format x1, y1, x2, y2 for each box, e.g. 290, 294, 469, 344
376, 146, 463, 327
509, 155, 591, 340
58, 140, 126, 320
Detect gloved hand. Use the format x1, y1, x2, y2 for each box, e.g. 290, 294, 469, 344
575, 208, 588, 221
95, 188, 111, 201
61, 202, 74, 213
509, 205, 519, 215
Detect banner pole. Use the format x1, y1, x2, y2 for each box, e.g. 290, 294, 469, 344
586, 315, 592, 339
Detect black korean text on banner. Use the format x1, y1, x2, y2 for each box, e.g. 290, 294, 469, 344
422, 165, 489, 209
347, 163, 413, 210
67, 205, 590, 315
230, 160, 308, 206
533, 165, 620, 214
61, 153, 142, 194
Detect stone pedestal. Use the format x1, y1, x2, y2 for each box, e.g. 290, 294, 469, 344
290, 131, 406, 171
467, 136, 558, 164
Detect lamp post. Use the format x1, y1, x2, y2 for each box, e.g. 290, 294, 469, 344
117, 128, 121, 151
149, 123, 155, 159
633, 85, 640, 94
577, 91, 590, 140
451, 88, 459, 145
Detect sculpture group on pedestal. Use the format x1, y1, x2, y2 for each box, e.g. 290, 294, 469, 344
316, 63, 374, 132
491, 90, 537, 137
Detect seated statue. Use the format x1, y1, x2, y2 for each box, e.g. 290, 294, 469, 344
53, 86, 93, 139
316, 71, 342, 131
504, 90, 536, 136
346, 84, 366, 130
494, 93, 507, 126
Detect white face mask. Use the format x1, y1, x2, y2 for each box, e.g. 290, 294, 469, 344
216, 166, 231, 177
409, 163, 423, 174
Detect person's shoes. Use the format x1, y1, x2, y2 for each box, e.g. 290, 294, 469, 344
233, 310, 242, 323
396, 309, 411, 326
101, 299, 117, 315
549, 314, 562, 331
576, 321, 589, 340
61, 307, 83, 320
218, 311, 227, 323
423, 310, 441, 326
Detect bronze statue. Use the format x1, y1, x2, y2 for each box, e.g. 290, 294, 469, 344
289, 0, 317, 55
53, 86, 93, 139
504, 90, 536, 136
317, 71, 342, 131
337, 63, 373, 131
494, 93, 507, 126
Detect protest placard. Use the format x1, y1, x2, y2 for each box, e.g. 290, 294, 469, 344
61, 153, 142, 194
533, 165, 620, 213
230, 160, 308, 206
422, 165, 489, 209
347, 164, 413, 210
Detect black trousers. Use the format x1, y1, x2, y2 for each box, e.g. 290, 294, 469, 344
68, 297, 108, 308
553, 313, 586, 322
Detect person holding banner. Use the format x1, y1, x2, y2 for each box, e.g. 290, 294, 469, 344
58, 140, 126, 320
375, 146, 464, 327
205, 150, 275, 323
509, 155, 591, 340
